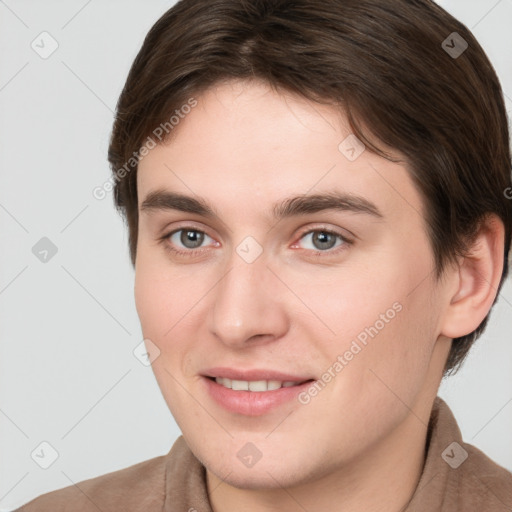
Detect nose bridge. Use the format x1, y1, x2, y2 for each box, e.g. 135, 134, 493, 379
208, 249, 287, 346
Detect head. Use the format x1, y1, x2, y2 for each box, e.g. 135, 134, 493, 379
107, 0, 511, 490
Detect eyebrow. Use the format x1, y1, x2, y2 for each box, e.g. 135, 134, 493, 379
140, 189, 384, 220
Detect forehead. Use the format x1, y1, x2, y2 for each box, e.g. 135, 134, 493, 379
137, 79, 425, 225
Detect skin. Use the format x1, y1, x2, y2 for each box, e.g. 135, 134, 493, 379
134, 79, 504, 512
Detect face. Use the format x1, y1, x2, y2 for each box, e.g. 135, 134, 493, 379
135, 79, 452, 489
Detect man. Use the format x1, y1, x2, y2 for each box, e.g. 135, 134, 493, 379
17, 0, 512, 510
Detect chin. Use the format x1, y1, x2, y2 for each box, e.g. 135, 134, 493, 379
212, 462, 309, 490
199, 443, 316, 490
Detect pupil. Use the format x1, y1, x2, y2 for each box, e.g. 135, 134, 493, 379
181, 230, 204, 249
313, 231, 336, 250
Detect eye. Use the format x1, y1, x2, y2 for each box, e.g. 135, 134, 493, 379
296, 229, 347, 252
168, 228, 214, 250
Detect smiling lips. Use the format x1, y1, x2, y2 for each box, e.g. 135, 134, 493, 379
214, 377, 309, 392
202, 367, 314, 387
202, 367, 316, 415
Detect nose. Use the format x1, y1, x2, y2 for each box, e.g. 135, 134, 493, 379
207, 253, 289, 349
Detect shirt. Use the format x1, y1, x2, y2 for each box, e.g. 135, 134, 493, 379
14, 396, 512, 511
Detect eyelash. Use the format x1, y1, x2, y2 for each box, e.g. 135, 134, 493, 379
159, 225, 353, 260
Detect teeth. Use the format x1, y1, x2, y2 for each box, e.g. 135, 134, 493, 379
214, 377, 304, 391
232, 379, 249, 391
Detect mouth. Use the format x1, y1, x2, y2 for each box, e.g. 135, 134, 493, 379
201, 367, 315, 383
201, 369, 317, 416
206, 376, 314, 392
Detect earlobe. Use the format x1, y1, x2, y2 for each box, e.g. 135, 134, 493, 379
440, 215, 505, 339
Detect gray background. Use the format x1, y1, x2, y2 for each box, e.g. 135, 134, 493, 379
0, 1, 511, 510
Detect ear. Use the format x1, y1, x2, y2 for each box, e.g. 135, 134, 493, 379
440, 214, 505, 339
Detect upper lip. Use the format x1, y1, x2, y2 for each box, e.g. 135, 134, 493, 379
202, 367, 315, 382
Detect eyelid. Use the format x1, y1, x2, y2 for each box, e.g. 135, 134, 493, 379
293, 223, 355, 244
160, 220, 216, 240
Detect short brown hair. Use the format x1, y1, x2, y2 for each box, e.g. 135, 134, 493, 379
107, 0, 512, 375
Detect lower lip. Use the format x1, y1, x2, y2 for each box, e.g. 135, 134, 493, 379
203, 377, 315, 416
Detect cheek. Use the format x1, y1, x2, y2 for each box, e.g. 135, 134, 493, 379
134, 230, 181, 316
134, 249, 197, 337
134, 253, 211, 379
134, 259, 201, 415
287, 260, 403, 343
294, 243, 437, 383
134, 268, 168, 337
